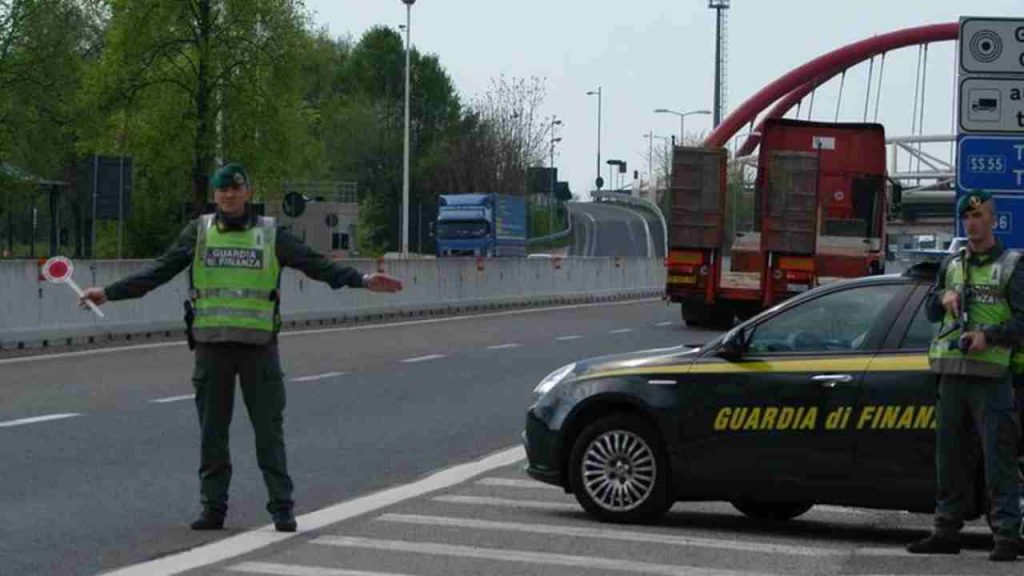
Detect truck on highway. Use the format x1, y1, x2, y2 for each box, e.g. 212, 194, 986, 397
666, 118, 888, 327
435, 193, 528, 257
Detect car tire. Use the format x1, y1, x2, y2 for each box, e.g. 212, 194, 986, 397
568, 414, 671, 524
681, 302, 711, 327
731, 499, 813, 521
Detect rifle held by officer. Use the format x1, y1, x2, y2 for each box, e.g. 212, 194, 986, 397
935, 247, 970, 352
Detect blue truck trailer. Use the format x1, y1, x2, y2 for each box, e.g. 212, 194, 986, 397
435, 193, 527, 257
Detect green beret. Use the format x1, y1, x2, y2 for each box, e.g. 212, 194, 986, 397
957, 189, 992, 217
210, 163, 248, 189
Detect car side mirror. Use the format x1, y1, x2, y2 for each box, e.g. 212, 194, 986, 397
717, 327, 747, 360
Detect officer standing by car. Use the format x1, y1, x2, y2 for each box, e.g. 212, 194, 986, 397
78, 163, 403, 533
908, 190, 1024, 561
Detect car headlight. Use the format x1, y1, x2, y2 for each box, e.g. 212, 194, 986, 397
533, 362, 576, 397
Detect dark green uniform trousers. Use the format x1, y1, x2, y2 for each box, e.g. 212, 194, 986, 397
192, 343, 293, 516
934, 373, 1020, 542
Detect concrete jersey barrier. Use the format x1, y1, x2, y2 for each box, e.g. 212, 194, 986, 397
0, 257, 666, 350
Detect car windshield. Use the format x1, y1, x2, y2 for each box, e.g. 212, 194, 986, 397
437, 221, 489, 239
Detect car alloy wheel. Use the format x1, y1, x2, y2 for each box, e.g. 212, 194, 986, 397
569, 414, 671, 523
582, 430, 656, 511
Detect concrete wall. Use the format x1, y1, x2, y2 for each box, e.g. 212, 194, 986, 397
0, 257, 666, 350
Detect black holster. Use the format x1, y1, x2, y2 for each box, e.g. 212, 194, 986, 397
184, 300, 197, 350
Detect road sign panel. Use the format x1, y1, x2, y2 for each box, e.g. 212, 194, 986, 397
959, 76, 1024, 133
957, 135, 1024, 193
960, 17, 1024, 74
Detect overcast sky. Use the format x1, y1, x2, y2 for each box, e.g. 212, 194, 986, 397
307, 1, 1021, 197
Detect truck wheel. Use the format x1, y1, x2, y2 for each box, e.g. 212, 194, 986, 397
568, 414, 672, 524
710, 304, 735, 329
731, 500, 812, 521
681, 303, 711, 327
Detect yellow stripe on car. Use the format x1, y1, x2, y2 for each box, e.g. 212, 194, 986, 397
579, 354, 929, 380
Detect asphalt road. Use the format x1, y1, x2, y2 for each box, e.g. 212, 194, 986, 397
4, 297, 1019, 576
567, 202, 664, 259
0, 298, 699, 575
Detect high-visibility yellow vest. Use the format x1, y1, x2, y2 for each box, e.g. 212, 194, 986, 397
928, 249, 1019, 378
191, 214, 280, 345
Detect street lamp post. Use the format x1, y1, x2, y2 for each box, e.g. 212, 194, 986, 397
401, 0, 416, 256
586, 87, 602, 190
549, 115, 562, 234
653, 108, 711, 145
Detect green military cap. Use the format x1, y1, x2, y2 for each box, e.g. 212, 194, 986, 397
956, 189, 992, 217
210, 163, 248, 189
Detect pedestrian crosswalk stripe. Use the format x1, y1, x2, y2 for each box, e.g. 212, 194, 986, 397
433, 495, 577, 510
227, 562, 415, 576
476, 477, 561, 490
313, 535, 785, 576
376, 513, 842, 558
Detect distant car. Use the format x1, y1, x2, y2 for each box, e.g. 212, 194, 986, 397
523, 263, 988, 524
527, 253, 554, 259
947, 237, 967, 255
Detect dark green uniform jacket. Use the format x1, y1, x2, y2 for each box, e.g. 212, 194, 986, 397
105, 211, 365, 303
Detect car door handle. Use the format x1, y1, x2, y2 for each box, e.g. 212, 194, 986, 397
811, 374, 855, 388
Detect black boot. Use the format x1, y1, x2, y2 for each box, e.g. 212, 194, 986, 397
272, 509, 297, 532
190, 510, 225, 531
990, 539, 1019, 562
906, 533, 961, 555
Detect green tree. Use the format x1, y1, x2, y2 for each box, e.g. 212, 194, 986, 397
83, 0, 314, 216
79, 0, 318, 255
323, 25, 461, 254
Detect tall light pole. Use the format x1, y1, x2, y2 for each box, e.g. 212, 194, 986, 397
401, 0, 415, 256
708, 0, 730, 127
653, 108, 711, 145
549, 115, 562, 232
586, 87, 602, 190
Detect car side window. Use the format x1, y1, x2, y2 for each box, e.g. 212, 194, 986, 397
746, 284, 903, 354
899, 299, 938, 350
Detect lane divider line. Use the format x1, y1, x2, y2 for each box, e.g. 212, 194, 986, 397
0, 413, 81, 428
149, 395, 194, 404
401, 355, 446, 364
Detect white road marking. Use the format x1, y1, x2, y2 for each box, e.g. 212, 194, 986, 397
655, 322, 673, 327
555, 335, 582, 341
0, 299, 660, 366
227, 562, 415, 576
0, 413, 81, 428
313, 535, 783, 576
610, 328, 634, 334
433, 495, 576, 511
476, 477, 561, 490
400, 354, 446, 364
485, 343, 521, 350
99, 445, 524, 576
377, 514, 844, 558
149, 394, 194, 404
583, 212, 598, 257
290, 372, 347, 383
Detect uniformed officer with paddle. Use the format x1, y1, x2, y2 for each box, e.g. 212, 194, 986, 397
79, 163, 402, 532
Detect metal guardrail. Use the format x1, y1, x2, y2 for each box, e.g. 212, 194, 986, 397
592, 191, 669, 257
526, 206, 573, 245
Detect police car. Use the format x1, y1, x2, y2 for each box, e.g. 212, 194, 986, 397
523, 263, 984, 524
